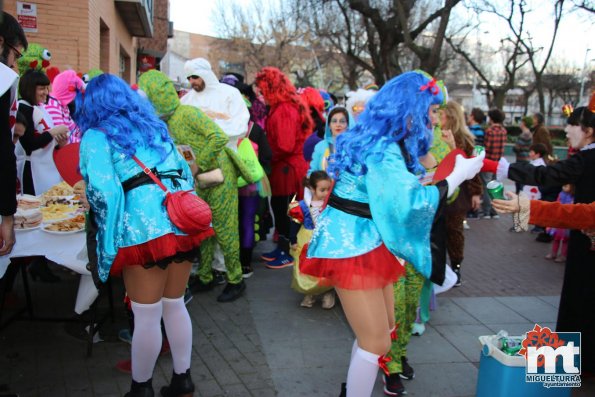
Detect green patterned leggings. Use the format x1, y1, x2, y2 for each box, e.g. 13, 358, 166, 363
386, 263, 425, 374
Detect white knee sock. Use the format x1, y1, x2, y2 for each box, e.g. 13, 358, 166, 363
350, 339, 359, 361
162, 296, 193, 374
346, 347, 380, 397
130, 300, 163, 382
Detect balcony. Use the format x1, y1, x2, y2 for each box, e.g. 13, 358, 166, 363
115, 0, 154, 38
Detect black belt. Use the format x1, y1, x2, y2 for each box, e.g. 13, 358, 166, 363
327, 193, 372, 219
122, 168, 183, 192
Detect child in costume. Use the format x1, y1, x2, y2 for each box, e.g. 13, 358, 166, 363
288, 171, 334, 308
300, 71, 484, 397
545, 184, 574, 263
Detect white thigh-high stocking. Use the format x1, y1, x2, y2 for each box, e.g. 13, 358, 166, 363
162, 296, 193, 374
350, 339, 359, 362
346, 347, 380, 397
130, 300, 163, 382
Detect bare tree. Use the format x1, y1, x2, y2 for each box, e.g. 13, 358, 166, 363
302, 0, 464, 86
212, 0, 311, 77
572, 0, 595, 13
542, 60, 582, 116
345, 0, 463, 83
446, 1, 531, 109
489, 0, 567, 114
301, 0, 370, 89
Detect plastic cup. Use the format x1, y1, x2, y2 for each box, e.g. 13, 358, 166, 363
486, 180, 505, 200
474, 145, 485, 156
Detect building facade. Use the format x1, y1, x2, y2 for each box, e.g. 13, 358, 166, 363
3, 0, 170, 83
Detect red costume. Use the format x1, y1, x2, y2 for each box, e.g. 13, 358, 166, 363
255, 67, 312, 197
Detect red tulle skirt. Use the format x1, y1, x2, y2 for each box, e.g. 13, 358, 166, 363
111, 229, 214, 276
299, 243, 406, 290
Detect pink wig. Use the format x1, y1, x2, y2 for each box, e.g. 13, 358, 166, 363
52, 70, 85, 106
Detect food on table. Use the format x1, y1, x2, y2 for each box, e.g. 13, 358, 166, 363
40, 203, 76, 220
14, 208, 43, 229
42, 196, 72, 206
17, 194, 42, 209
43, 181, 74, 198
43, 216, 85, 232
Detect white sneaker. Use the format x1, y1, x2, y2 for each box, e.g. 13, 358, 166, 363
300, 294, 316, 308
411, 322, 426, 336
463, 220, 470, 230
321, 291, 336, 309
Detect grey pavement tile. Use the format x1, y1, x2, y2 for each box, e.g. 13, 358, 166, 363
271, 366, 347, 396
406, 326, 469, 364
371, 362, 478, 397
195, 378, 225, 397
450, 296, 528, 324
249, 387, 278, 397
495, 296, 559, 323
429, 297, 481, 325
434, 324, 496, 362
220, 382, 252, 396
538, 295, 561, 308
237, 371, 275, 390
260, 338, 304, 369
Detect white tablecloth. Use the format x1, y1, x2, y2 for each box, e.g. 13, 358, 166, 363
0, 227, 98, 314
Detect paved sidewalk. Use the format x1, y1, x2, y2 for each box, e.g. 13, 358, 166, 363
1, 211, 594, 396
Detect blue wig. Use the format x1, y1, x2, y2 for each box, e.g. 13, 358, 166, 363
73, 73, 172, 160
328, 71, 444, 178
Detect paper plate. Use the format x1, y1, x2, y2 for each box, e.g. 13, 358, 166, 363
15, 225, 41, 232
41, 225, 85, 235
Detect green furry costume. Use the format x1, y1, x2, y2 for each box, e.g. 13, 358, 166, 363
139, 70, 253, 285
17, 43, 51, 76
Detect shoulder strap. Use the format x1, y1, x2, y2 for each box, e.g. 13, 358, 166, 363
131, 155, 169, 193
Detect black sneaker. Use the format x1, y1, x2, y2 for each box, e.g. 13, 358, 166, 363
536, 232, 553, 243
189, 277, 215, 294
217, 281, 246, 303
383, 373, 406, 396
213, 270, 227, 285
399, 356, 415, 380
242, 266, 254, 278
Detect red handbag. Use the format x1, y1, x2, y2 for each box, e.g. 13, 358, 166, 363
132, 156, 212, 235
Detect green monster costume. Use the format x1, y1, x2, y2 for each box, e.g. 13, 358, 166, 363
17, 43, 51, 76
82, 68, 104, 83
138, 70, 253, 286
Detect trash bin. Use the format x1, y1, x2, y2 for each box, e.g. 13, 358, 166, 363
476, 335, 572, 397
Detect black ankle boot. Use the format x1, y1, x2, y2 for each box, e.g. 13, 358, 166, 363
339, 382, 346, 397
160, 369, 195, 397
452, 263, 461, 287
124, 378, 154, 397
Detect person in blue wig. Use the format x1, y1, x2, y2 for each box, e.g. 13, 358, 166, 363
299, 70, 484, 397
74, 74, 213, 397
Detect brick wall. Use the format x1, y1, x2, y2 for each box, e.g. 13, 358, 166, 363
3, 0, 138, 82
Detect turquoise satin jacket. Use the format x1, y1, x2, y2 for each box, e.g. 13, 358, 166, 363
306, 141, 440, 278
79, 128, 194, 282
